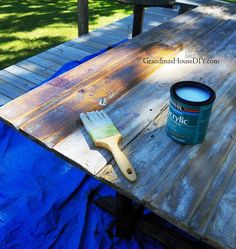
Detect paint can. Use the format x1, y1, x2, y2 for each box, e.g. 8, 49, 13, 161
166, 81, 216, 145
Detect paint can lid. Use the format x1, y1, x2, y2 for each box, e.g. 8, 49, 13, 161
171, 81, 216, 106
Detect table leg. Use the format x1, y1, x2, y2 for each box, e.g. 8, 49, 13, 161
95, 195, 214, 248
95, 194, 143, 239
115, 193, 135, 238
132, 5, 144, 37
78, 0, 89, 36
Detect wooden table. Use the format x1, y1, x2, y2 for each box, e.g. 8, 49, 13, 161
1, 2, 236, 249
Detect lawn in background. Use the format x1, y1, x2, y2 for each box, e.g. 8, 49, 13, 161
0, 0, 132, 70
1, 0, 235, 70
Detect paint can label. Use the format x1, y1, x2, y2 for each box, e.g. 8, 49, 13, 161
166, 82, 216, 145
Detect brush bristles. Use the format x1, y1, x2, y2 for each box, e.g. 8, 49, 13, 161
80, 110, 113, 133
80, 110, 120, 141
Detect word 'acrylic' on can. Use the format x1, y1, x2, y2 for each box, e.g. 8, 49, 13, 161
166, 81, 216, 145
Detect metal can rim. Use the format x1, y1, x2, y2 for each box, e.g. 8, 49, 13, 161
170, 81, 216, 106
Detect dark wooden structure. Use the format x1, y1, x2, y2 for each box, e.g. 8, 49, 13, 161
78, 0, 176, 37
78, 0, 88, 36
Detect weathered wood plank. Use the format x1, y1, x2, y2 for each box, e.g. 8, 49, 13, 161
64, 40, 99, 54
0, 70, 36, 91
143, 11, 177, 25
91, 18, 132, 38
145, 4, 236, 48
188, 96, 236, 243
60, 12, 235, 247
89, 30, 124, 43
147, 6, 179, 17
0, 40, 139, 124
27, 56, 61, 72
148, 85, 236, 222
0, 93, 11, 106
205, 163, 236, 249
54, 61, 233, 182
101, 28, 130, 39
53, 14, 236, 181
105, 69, 236, 249
0, 80, 25, 99
0, 38, 179, 128
17, 43, 180, 147
99, 22, 132, 34
102, 9, 174, 36
4, 65, 46, 85
46, 44, 90, 61
53, 70, 172, 175
104, 26, 236, 249
110, 13, 234, 224
110, 17, 134, 32
37, 51, 70, 65
17, 60, 55, 78
76, 35, 113, 48
118, 10, 176, 30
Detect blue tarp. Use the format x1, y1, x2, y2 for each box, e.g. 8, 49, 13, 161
0, 41, 164, 249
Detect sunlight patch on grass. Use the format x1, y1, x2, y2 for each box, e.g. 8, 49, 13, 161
0, 0, 132, 69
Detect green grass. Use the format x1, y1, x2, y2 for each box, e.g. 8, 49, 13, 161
0, 0, 132, 70
0, 0, 235, 70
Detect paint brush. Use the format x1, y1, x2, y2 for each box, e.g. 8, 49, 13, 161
80, 110, 136, 181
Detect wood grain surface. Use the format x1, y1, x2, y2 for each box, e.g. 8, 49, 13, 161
0, 42, 181, 146
0, 2, 236, 249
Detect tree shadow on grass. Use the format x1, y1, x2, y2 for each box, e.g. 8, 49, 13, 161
0, 35, 67, 69
0, 0, 132, 69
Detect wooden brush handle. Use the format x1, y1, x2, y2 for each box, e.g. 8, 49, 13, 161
96, 135, 136, 182
110, 142, 136, 182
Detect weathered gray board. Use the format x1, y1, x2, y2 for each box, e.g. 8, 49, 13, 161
50, 3, 236, 249
0, 2, 235, 249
